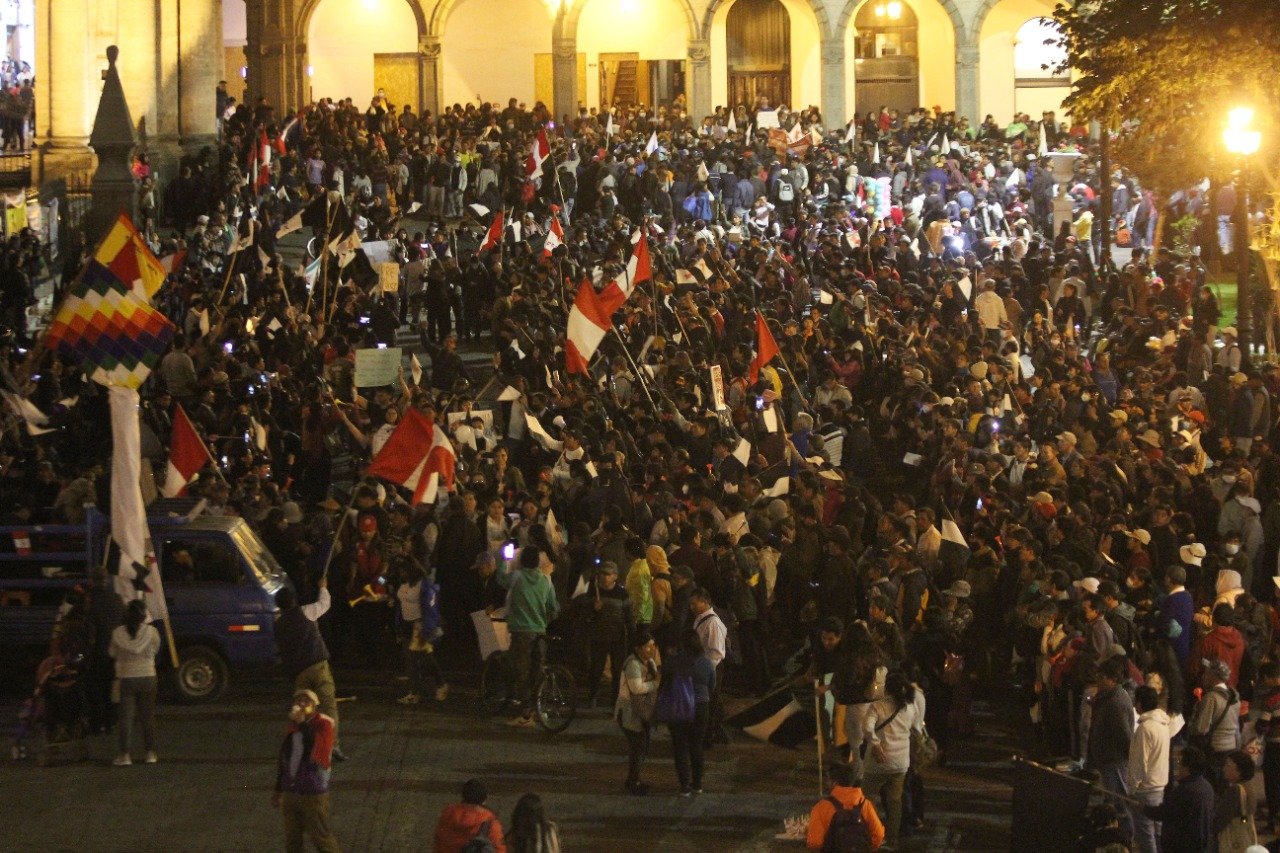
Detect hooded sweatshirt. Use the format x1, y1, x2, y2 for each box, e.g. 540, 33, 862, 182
108, 623, 161, 679
1212, 569, 1245, 609
1190, 624, 1246, 688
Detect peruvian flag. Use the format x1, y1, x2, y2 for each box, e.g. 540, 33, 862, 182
12, 531, 30, 555
159, 248, 187, 275
749, 310, 780, 383
564, 231, 651, 374
526, 128, 551, 179
543, 216, 564, 258
366, 408, 456, 504
479, 210, 505, 255
162, 404, 210, 498
252, 128, 272, 192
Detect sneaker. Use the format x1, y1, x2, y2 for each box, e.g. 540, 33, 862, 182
679, 787, 692, 797
506, 714, 535, 728
112, 754, 131, 767
397, 693, 420, 705
144, 752, 158, 764
331, 746, 348, 762
434, 684, 449, 702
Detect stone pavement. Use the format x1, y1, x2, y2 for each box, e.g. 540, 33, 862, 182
0, 668, 1015, 852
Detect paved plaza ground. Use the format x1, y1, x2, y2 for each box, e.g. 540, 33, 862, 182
1, 665, 1015, 852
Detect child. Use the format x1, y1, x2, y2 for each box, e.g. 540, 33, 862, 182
395, 562, 448, 705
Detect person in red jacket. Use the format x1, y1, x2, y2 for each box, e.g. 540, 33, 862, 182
1189, 603, 1246, 689
434, 779, 506, 853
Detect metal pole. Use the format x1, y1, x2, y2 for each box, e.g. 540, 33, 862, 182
1235, 164, 1252, 362
1098, 126, 1112, 270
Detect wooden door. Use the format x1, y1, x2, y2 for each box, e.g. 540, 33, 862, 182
374, 53, 421, 113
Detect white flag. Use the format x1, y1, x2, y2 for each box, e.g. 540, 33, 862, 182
645, 131, 659, 156
410, 353, 422, 386
1039, 122, 1049, 156
941, 134, 952, 155
109, 386, 168, 622
605, 111, 615, 138
873, 142, 880, 164
277, 211, 303, 238
844, 122, 856, 144
906, 146, 914, 167
727, 111, 737, 133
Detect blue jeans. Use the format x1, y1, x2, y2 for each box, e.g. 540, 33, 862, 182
1097, 764, 1133, 837
1129, 788, 1162, 853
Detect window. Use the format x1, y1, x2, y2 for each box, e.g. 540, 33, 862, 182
160, 538, 243, 586
1014, 17, 1068, 83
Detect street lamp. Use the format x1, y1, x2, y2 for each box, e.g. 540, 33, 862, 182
1224, 107, 1261, 359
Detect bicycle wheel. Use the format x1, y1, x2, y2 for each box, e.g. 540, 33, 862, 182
479, 651, 512, 715
534, 665, 577, 734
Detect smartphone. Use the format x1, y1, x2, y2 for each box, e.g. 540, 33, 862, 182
501, 542, 516, 561
755, 397, 765, 411
223, 341, 234, 354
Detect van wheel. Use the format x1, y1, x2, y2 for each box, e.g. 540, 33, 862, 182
172, 646, 228, 704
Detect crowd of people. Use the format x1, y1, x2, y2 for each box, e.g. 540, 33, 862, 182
6, 80, 1279, 853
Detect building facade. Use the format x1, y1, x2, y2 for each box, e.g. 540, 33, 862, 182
236, 0, 1070, 127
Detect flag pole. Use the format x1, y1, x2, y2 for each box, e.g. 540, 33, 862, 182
609, 326, 657, 410
318, 491, 360, 582
216, 246, 239, 305
814, 679, 825, 798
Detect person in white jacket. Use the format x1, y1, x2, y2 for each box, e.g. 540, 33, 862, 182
109, 599, 161, 766
862, 669, 926, 849
1127, 685, 1170, 853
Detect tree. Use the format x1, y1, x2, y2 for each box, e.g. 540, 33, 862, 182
1053, 0, 1280, 193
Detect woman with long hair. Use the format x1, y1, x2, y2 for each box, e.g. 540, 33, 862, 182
615, 628, 660, 795
109, 598, 161, 766
861, 668, 926, 849
506, 792, 560, 853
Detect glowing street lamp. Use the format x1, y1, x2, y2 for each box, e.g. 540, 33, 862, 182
1224, 106, 1262, 359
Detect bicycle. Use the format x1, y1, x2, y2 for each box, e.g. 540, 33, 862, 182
477, 621, 577, 734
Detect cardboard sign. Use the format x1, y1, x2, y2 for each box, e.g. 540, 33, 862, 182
709, 364, 726, 411
354, 346, 402, 388
756, 109, 781, 129
378, 262, 400, 294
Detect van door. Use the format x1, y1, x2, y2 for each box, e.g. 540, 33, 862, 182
157, 534, 275, 666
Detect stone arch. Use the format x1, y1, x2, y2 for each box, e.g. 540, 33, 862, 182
554, 0, 700, 42
701, 0, 831, 42
837, 0, 966, 45
297, 0, 429, 44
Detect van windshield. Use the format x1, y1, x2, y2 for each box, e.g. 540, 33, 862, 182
228, 523, 285, 586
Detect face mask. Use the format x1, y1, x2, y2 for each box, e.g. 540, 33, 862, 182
1224, 543, 1240, 556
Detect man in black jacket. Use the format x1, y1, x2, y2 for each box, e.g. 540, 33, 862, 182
275, 577, 345, 761
1088, 658, 1134, 836
1144, 746, 1215, 853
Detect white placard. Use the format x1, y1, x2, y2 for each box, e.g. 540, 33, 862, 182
354, 346, 402, 387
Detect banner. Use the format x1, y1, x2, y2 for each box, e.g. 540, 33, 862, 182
709, 364, 726, 411
354, 346, 402, 387
378, 262, 400, 294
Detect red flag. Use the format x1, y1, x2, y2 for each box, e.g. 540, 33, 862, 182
565, 279, 611, 375
162, 404, 209, 498
543, 216, 564, 258
254, 129, 272, 192
526, 128, 550, 179
749, 311, 780, 384
366, 409, 456, 504
479, 210, 504, 254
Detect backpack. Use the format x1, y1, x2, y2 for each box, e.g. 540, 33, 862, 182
461, 820, 496, 853
419, 580, 442, 642
820, 795, 872, 853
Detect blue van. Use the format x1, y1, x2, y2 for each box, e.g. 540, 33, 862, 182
0, 505, 291, 703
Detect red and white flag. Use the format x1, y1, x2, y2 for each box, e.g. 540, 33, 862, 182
526, 128, 551, 180
252, 128, 272, 192
564, 232, 651, 374
366, 408, 457, 504
162, 404, 209, 498
543, 216, 564, 258
479, 210, 505, 254
12, 531, 30, 555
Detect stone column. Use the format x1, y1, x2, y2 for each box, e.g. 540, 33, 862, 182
247, 0, 298, 111
551, 36, 578, 123
956, 43, 980, 123
35, 0, 96, 186
178, 0, 222, 151
820, 39, 847, 131
687, 39, 713, 121
420, 35, 442, 119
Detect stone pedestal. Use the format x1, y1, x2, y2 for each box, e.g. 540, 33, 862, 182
1045, 151, 1083, 234
552, 37, 578, 123
956, 44, 980, 124
820, 39, 846, 130
688, 40, 712, 123
85, 46, 139, 244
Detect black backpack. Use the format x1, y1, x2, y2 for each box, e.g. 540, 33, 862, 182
460, 820, 496, 853
820, 795, 872, 853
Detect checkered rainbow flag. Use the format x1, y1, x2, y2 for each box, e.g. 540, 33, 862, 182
45, 215, 175, 390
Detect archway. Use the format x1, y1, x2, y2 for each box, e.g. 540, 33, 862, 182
978, 0, 1066, 123
439, 0, 550, 108
709, 0, 821, 111
223, 0, 248, 105
577, 0, 691, 109
841, 0, 955, 121
305, 0, 421, 107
